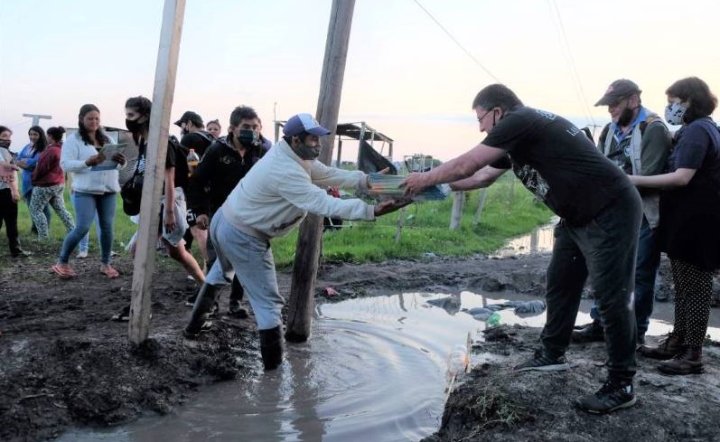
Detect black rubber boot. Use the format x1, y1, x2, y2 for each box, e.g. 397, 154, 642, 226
228, 277, 249, 319
184, 284, 220, 339
259, 326, 284, 370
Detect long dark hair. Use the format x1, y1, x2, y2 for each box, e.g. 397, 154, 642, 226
46, 126, 66, 145
28, 125, 48, 153
77, 104, 109, 147
666, 77, 718, 124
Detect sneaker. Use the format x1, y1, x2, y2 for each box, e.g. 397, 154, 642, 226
184, 294, 197, 307
183, 320, 213, 339
76, 250, 89, 259
228, 300, 249, 319
575, 379, 636, 414
571, 320, 605, 343
514, 349, 571, 372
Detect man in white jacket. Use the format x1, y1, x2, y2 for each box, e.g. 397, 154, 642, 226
185, 113, 408, 370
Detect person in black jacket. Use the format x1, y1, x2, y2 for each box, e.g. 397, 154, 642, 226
186, 105, 271, 318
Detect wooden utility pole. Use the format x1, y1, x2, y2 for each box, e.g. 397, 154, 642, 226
286, 0, 356, 343
449, 191, 465, 230
128, 0, 186, 345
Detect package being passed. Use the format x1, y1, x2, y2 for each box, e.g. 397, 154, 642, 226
91, 143, 129, 171
367, 173, 450, 201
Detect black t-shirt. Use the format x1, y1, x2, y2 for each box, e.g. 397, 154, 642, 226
137, 136, 190, 191
485, 106, 633, 226
669, 118, 720, 192
180, 131, 214, 158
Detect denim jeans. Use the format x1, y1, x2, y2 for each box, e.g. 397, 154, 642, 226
73, 192, 101, 253
541, 188, 642, 382
590, 216, 660, 338
59, 192, 116, 264
205, 209, 283, 330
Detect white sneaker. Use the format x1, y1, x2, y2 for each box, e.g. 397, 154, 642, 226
77, 250, 89, 259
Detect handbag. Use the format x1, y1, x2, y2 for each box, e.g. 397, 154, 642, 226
120, 166, 144, 216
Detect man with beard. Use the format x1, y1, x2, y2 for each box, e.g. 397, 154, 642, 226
403, 84, 642, 414
184, 113, 410, 370
572, 80, 672, 346
185, 105, 271, 318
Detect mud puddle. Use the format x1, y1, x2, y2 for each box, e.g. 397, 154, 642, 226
57, 288, 720, 441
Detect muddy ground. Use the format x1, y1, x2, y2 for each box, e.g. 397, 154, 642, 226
1, 250, 718, 441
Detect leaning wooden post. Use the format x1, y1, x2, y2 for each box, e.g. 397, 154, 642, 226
285, 0, 356, 343
472, 188, 489, 227
128, 0, 186, 345
449, 191, 465, 230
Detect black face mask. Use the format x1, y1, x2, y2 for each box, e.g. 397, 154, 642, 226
617, 106, 635, 127
0, 139, 10, 149
125, 118, 146, 134
181, 128, 189, 136
294, 141, 321, 160
237, 129, 259, 148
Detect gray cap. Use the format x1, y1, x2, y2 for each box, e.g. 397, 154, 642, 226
595, 79, 641, 106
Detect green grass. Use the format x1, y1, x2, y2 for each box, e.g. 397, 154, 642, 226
1, 174, 552, 267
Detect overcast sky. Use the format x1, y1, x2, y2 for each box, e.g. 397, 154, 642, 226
1, 0, 718, 160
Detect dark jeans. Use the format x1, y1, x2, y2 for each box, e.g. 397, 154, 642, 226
0, 189, 21, 253
541, 188, 642, 382
590, 216, 660, 338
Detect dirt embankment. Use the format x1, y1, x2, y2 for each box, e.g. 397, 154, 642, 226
1, 251, 717, 441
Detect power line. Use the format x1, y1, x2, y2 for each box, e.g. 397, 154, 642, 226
412, 0, 501, 83
547, 0, 597, 129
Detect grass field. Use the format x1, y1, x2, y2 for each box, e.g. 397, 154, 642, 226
2, 174, 552, 268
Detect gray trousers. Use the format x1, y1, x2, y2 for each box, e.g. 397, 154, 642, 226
205, 209, 283, 330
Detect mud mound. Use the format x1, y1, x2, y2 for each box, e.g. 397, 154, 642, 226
424, 325, 720, 442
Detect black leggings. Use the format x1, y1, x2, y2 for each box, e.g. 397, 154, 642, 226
670, 259, 713, 347
0, 189, 20, 253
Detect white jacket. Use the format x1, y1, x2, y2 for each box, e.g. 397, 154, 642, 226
60, 131, 122, 194
221, 139, 375, 239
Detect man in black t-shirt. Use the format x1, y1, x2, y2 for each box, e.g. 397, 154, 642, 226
403, 84, 642, 415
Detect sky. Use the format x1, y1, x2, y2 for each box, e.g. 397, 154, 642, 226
1, 0, 719, 161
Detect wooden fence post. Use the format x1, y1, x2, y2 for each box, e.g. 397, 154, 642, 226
128, 0, 186, 345
285, 0, 356, 343
449, 191, 465, 230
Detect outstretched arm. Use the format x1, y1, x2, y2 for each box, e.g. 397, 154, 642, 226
449, 166, 507, 191
402, 143, 507, 195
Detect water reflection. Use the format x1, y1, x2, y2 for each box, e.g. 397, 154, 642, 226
57, 291, 720, 441
493, 219, 558, 257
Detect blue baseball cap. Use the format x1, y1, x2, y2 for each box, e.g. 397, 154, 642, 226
283, 113, 331, 137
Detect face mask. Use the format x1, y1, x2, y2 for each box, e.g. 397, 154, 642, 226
665, 102, 687, 125
0, 140, 10, 148
237, 129, 259, 148
294, 141, 321, 160
125, 118, 146, 134
181, 127, 189, 136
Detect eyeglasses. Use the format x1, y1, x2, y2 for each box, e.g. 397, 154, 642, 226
477, 109, 496, 123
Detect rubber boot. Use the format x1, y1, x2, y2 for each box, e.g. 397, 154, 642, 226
228, 277, 249, 319
657, 346, 703, 375
259, 326, 284, 370
184, 283, 220, 339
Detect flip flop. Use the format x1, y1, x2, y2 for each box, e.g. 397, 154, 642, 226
100, 265, 120, 279
51, 264, 76, 279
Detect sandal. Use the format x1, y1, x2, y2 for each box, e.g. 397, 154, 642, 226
51, 264, 76, 279
111, 305, 130, 322
100, 265, 120, 279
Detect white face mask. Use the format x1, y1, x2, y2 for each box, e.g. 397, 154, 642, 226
664, 102, 687, 125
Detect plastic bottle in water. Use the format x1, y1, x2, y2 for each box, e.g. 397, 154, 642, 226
187, 148, 200, 176
447, 344, 469, 379
486, 312, 502, 328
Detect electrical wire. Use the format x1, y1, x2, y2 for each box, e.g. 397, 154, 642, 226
547, 0, 597, 129
412, 0, 501, 83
